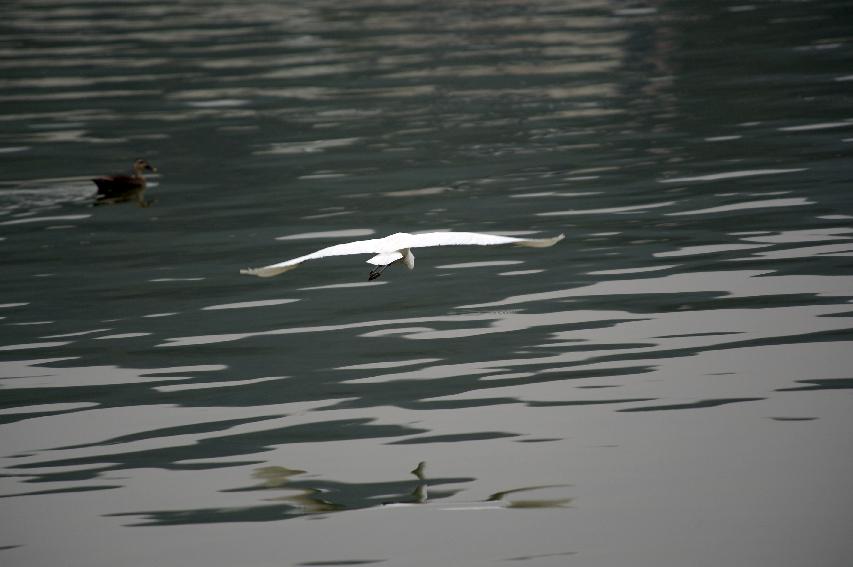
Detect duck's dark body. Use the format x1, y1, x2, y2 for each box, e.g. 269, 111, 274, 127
93, 159, 157, 206
94, 174, 145, 198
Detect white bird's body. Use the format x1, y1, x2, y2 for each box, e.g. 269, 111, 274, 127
240, 231, 565, 280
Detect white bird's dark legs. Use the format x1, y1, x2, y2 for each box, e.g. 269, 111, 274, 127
368, 264, 389, 280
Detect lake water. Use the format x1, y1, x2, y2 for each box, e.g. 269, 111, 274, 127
1, 1, 852, 566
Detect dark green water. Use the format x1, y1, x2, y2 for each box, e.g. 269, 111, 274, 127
2, 1, 852, 566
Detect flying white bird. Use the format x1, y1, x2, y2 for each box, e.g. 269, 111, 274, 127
240, 231, 565, 280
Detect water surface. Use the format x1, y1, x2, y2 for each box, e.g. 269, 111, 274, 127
2, 1, 852, 566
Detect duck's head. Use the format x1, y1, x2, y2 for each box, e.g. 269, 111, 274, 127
133, 159, 157, 174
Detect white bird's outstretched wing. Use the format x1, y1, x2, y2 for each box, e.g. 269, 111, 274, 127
240, 237, 385, 277
403, 231, 565, 249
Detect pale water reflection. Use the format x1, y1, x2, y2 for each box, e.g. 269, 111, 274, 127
2, 0, 853, 566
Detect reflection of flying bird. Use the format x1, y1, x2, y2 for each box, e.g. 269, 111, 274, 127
93, 159, 157, 207
241, 231, 565, 280
411, 461, 426, 480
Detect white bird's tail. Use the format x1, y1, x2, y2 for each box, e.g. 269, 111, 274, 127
366, 252, 403, 266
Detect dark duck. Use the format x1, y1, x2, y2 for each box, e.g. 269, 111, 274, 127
93, 159, 158, 207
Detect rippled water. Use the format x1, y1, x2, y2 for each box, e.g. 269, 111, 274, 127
2, 1, 852, 565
